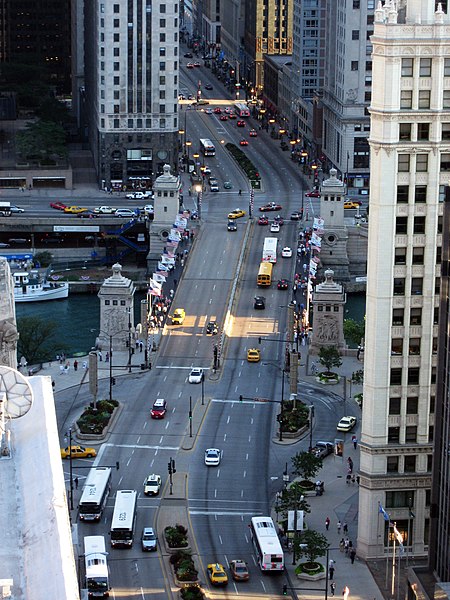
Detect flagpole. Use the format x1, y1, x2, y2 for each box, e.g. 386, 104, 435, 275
384, 508, 390, 590
391, 522, 396, 597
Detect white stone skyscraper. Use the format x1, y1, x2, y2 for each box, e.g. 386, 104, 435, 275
358, 0, 449, 558
84, 0, 180, 189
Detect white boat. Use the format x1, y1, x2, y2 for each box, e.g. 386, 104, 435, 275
13, 270, 69, 302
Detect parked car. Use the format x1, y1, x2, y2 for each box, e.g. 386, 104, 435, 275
310, 441, 334, 458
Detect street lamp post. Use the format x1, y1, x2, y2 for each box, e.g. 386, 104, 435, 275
127, 308, 132, 373
186, 140, 192, 161
264, 362, 286, 442
194, 183, 202, 219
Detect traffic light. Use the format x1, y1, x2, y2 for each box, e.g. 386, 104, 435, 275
258, 337, 262, 344
116, 461, 120, 471
168, 461, 172, 475
111, 377, 116, 385
239, 395, 243, 402
282, 584, 288, 595
172, 459, 176, 474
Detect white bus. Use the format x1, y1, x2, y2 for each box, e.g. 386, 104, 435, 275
110, 490, 137, 548
84, 535, 110, 598
262, 237, 278, 263
79, 467, 112, 522
250, 516, 284, 572
235, 102, 250, 117
199, 138, 216, 156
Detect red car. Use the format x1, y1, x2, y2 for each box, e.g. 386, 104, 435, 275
239, 139, 249, 146
151, 398, 167, 419
259, 202, 282, 212
220, 115, 228, 121
305, 190, 320, 197
237, 120, 245, 127
228, 113, 237, 119
249, 129, 258, 137
277, 279, 289, 290
50, 201, 68, 211
214, 107, 222, 114
258, 215, 269, 225
274, 215, 284, 226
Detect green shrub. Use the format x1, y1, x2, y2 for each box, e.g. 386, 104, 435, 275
169, 550, 198, 581
165, 524, 188, 548
180, 585, 203, 600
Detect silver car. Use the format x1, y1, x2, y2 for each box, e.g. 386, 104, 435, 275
141, 527, 158, 551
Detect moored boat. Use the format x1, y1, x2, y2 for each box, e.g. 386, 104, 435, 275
13, 270, 69, 302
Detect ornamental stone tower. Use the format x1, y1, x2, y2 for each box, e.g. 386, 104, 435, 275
96, 263, 136, 351
309, 269, 346, 354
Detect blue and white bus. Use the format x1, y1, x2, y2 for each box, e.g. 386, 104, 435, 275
250, 516, 284, 572
235, 102, 250, 117
199, 138, 216, 156
110, 490, 137, 548
79, 467, 112, 522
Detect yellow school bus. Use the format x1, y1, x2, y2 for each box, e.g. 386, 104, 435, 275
257, 262, 273, 287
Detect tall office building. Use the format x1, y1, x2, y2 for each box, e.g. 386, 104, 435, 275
358, 0, 449, 559
0, 0, 72, 94
84, 0, 179, 189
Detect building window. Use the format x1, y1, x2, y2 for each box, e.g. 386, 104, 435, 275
114, 47, 120, 57
387, 456, 399, 472
401, 58, 413, 77
105, 300, 110, 306
160, 91, 166, 99
160, 62, 166, 71
399, 123, 412, 140
411, 278, 423, 295
430, 396, 435, 413
413, 216, 425, 234
419, 58, 432, 77
417, 123, 430, 140
160, 33, 166, 41
440, 153, 450, 171
160, 3, 166, 11
396, 216, 408, 234
353, 0, 360, 6
431, 366, 437, 384
414, 186, 427, 203
113, 105, 119, 113
429, 426, 434, 443
437, 246, 442, 264
419, 90, 431, 109
114, 62, 120, 71
392, 308, 404, 325
114, 119, 119, 128
352, 30, 360, 40
366, 61, 372, 71
113, 18, 119, 27
394, 278, 405, 295
351, 61, 359, 71
390, 368, 402, 385
114, 33, 119, 42
427, 455, 433, 472
405, 426, 418, 443
404, 456, 417, 473
435, 277, 441, 295
114, 76, 119, 85
416, 154, 428, 172
391, 339, 403, 355
389, 396, 402, 415
409, 338, 421, 355
406, 397, 418, 414
400, 90, 413, 109
128, 119, 133, 128
160, 47, 166, 56
397, 185, 409, 203
398, 154, 410, 172
386, 491, 414, 508
407, 368, 420, 385
113, 3, 120, 12
412, 247, 424, 264
394, 248, 407, 265
388, 427, 401, 443
410, 307, 422, 325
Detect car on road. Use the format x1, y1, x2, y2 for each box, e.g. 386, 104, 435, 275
237, 120, 245, 127
247, 348, 261, 362
126, 191, 152, 200
344, 201, 362, 209
64, 205, 88, 214
77, 210, 99, 219
258, 215, 269, 226
207, 563, 228, 586
204, 83, 213, 90
151, 398, 167, 419
239, 139, 249, 146
205, 448, 221, 466
171, 308, 185, 324
305, 190, 320, 198
274, 215, 284, 226
94, 206, 116, 214
143, 204, 154, 214
141, 527, 158, 551
214, 107, 222, 114
270, 222, 280, 233
260, 202, 282, 212
184, 52, 193, 58
60, 445, 97, 459
249, 129, 258, 137
194, 61, 201, 67
227, 220, 237, 231
144, 474, 162, 496
230, 560, 250, 581
228, 113, 237, 119
254, 296, 266, 309
337, 416, 357, 432
186, 62, 194, 68
228, 208, 245, 219
277, 279, 289, 290
189, 367, 204, 384
10, 205, 25, 213
50, 201, 68, 211
206, 321, 218, 335
204, 108, 213, 114
310, 441, 334, 458
210, 181, 219, 192
223, 181, 232, 189
282, 247, 292, 258
202, 165, 211, 174
220, 114, 228, 121
290, 211, 301, 220
115, 208, 137, 218
208, 176, 218, 184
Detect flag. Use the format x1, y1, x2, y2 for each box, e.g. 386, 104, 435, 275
379, 504, 390, 522
149, 279, 162, 294
393, 525, 404, 545
163, 248, 175, 258
152, 273, 166, 283
409, 509, 415, 518
167, 240, 179, 248
155, 270, 168, 277
157, 262, 169, 271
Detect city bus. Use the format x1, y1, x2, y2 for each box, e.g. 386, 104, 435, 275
234, 102, 250, 117
84, 535, 110, 598
257, 262, 273, 287
262, 237, 278, 263
249, 516, 284, 572
79, 467, 112, 522
110, 490, 137, 548
199, 138, 216, 156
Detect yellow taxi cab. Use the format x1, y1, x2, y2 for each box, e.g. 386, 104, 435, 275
171, 308, 186, 324
343, 201, 361, 210
247, 348, 260, 362
228, 208, 246, 219
64, 205, 88, 214
207, 563, 228, 586
60, 445, 97, 459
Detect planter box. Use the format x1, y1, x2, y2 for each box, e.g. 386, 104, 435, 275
316, 375, 340, 385
296, 563, 326, 581
76, 405, 121, 441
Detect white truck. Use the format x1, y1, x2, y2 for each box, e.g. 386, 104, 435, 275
0, 202, 11, 216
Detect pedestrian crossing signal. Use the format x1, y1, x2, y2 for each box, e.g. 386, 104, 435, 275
282, 584, 288, 595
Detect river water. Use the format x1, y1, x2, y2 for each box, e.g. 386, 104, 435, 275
15, 292, 148, 357
15, 291, 366, 357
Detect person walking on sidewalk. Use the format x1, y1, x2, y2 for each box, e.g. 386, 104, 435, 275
337, 520, 342, 534
343, 521, 348, 534
352, 434, 357, 449
350, 548, 356, 564
73, 360, 78, 372
325, 516, 330, 531
330, 582, 336, 596
329, 564, 335, 580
